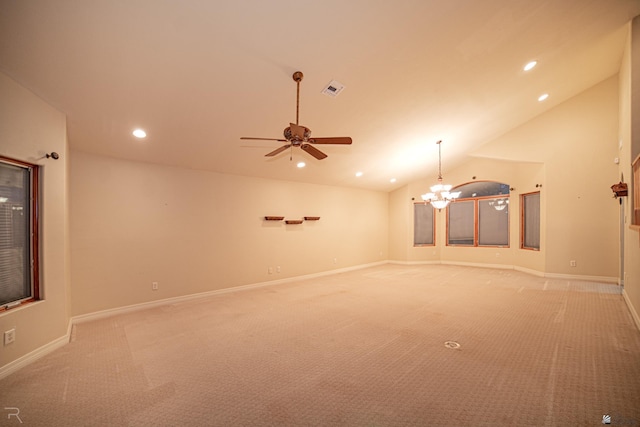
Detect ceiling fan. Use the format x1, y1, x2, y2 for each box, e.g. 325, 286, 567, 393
240, 71, 352, 160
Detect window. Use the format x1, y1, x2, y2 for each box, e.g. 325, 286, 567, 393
448, 200, 474, 245
414, 203, 434, 246
521, 192, 540, 250
0, 156, 39, 310
478, 198, 509, 246
447, 181, 509, 247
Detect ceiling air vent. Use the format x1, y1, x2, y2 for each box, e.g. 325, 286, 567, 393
321, 79, 345, 97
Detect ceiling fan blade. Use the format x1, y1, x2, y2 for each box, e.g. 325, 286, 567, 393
265, 144, 291, 157
289, 123, 306, 139
241, 137, 287, 142
309, 137, 352, 145
301, 143, 327, 160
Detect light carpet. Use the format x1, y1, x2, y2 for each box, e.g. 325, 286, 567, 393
1, 264, 639, 426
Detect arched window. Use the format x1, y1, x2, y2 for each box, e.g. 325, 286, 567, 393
447, 181, 510, 247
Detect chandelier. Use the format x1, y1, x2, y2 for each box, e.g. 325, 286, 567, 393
421, 140, 460, 209
489, 198, 509, 211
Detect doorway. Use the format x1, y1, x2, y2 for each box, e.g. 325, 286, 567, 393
620, 197, 625, 287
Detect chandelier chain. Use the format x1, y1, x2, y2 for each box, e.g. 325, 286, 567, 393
421, 140, 460, 209
437, 140, 443, 180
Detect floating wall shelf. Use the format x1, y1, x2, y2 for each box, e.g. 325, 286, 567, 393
264, 216, 319, 224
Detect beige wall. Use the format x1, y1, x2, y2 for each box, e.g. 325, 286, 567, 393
70, 151, 389, 315
2, 34, 637, 371
0, 72, 70, 368
393, 158, 545, 270
620, 20, 640, 327
390, 76, 620, 282
474, 76, 620, 280
388, 185, 417, 262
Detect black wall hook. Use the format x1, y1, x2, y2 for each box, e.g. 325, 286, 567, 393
46, 152, 60, 160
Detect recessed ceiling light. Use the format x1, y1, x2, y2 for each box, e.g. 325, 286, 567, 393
297, 162, 306, 168
390, 178, 397, 183
132, 129, 147, 138
538, 93, 549, 102
355, 171, 363, 177
524, 61, 537, 71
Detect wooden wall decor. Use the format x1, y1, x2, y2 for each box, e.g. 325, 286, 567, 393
610, 182, 628, 198
264, 216, 319, 224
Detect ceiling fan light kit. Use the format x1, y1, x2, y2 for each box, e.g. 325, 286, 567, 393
241, 71, 352, 161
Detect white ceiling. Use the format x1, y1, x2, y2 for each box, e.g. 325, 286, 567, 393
1, 0, 639, 191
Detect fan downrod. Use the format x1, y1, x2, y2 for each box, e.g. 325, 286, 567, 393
239, 70, 352, 161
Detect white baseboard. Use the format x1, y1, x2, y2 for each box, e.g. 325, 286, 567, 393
389, 260, 511, 269
439, 260, 514, 270
1, 261, 387, 379
623, 289, 640, 332
513, 265, 546, 277
543, 272, 618, 284
66, 260, 624, 327
1, 259, 627, 380
388, 260, 440, 266
390, 260, 618, 284
391, 260, 544, 278
391, 259, 542, 275
72, 261, 388, 325
0, 333, 69, 380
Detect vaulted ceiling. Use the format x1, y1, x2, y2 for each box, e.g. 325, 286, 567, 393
1, 0, 639, 191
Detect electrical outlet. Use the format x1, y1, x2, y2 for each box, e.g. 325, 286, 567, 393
4, 328, 16, 346
333, 258, 337, 264
570, 260, 577, 267
276, 266, 281, 273
152, 281, 159, 290
268, 267, 273, 274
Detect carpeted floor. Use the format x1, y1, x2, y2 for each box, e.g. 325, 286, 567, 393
1, 264, 639, 426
